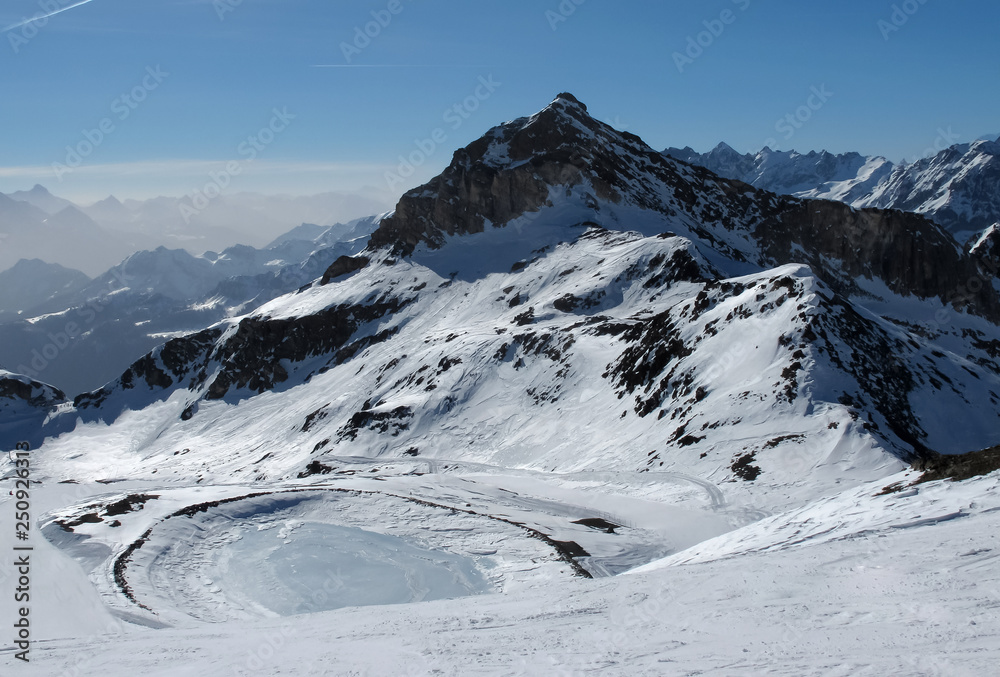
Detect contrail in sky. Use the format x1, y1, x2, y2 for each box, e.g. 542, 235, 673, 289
2, 0, 97, 33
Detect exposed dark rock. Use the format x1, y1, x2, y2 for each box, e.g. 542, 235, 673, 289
320, 255, 370, 285
301, 406, 330, 432
732, 452, 762, 481
913, 444, 1000, 483
571, 517, 620, 534
297, 460, 334, 478
368, 94, 664, 255
338, 406, 414, 441
763, 203, 999, 318
0, 374, 65, 407
105, 494, 159, 517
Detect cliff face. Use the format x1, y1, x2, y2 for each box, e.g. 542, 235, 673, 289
370, 94, 598, 253
370, 93, 742, 252
0, 372, 64, 408
765, 203, 998, 317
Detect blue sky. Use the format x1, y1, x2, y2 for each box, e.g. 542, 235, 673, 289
0, 0, 997, 205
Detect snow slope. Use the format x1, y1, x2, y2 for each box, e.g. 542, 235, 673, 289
3, 463, 999, 675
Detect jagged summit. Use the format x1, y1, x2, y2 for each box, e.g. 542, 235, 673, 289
368, 95, 997, 320
670, 137, 1000, 239
553, 91, 587, 110
369, 92, 649, 253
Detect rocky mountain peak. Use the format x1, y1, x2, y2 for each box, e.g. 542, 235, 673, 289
971, 138, 1000, 156
369, 93, 661, 254
553, 91, 587, 110
0, 370, 69, 450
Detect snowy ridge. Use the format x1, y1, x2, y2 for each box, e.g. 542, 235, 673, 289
0, 369, 70, 450
666, 139, 1000, 242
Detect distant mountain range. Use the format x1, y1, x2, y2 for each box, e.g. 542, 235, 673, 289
0, 215, 381, 395
0, 192, 148, 277
0, 259, 91, 315
664, 137, 1000, 243
0, 185, 388, 275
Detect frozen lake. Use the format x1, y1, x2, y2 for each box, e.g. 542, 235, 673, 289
221, 522, 492, 615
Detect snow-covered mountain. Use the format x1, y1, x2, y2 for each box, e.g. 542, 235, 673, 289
0, 193, 149, 275
7, 184, 76, 214
0, 216, 380, 395
666, 138, 1000, 243
32, 93, 997, 492
3, 94, 1000, 675
0, 259, 90, 316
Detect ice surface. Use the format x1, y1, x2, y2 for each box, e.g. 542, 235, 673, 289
221, 523, 490, 615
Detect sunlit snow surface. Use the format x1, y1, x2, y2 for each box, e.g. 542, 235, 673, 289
6, 467, 1000, 675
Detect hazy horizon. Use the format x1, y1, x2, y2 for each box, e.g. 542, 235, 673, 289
2, 1, 998, 205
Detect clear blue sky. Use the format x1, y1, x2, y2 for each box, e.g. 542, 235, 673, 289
0, 0, 997, 204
